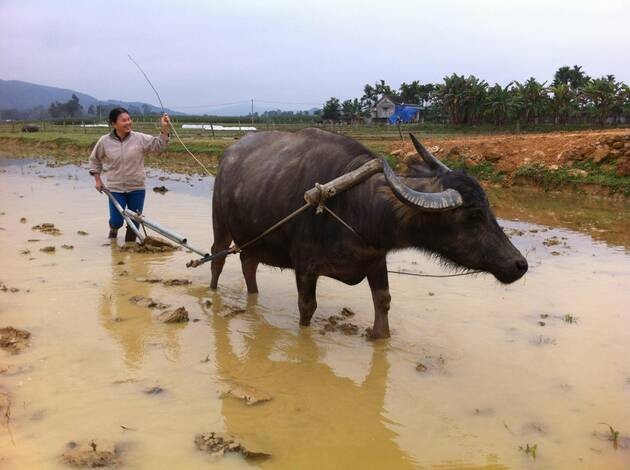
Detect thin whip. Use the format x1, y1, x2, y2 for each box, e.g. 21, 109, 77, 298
127, 54, 213, 176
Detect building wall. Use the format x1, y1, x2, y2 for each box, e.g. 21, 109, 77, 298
374, 98, 396, 119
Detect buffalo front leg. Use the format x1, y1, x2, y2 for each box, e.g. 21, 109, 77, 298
367, 258, 391, 339
295, 270, 318, 326
240, 253, 259, 294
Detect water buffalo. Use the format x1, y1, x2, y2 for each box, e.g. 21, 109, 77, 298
21, 124, 40, 132
210, 128, 527, 338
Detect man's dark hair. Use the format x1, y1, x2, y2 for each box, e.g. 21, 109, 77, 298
108, 107, 130, 124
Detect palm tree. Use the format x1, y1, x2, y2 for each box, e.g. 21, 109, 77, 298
341, 98, 363, 124
484, 82, 517, 126
514, 78, 549, 125
436, 74, 488, 125
582, 76, 621, 125
549, 83, 575, 126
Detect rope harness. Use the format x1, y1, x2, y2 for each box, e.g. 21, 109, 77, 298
128, 56, 480, 279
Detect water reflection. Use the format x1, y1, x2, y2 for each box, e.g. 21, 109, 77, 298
98, 245, 183, 368
206, 292, 416, 469
488, 187, 630, 250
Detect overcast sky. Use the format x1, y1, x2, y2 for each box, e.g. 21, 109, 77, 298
1, 0, 628, 112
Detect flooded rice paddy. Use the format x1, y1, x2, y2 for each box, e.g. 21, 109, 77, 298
0, 155, 629, 469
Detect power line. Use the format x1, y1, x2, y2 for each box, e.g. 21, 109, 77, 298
168, 99, 324, 109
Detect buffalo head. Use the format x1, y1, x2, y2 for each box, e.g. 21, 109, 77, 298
382, 134, 527, 284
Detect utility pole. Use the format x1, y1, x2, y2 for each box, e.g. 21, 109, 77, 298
251, 99, 254, 125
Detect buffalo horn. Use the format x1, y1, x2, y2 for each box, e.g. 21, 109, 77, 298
409, 133, 451, 173
382, 158, 463, 211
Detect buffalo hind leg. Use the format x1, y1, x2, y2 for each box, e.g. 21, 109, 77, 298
210, 232, 232, 290
240, 253, 259, 294
295, 270, 318, 326
367, 258, 391, 339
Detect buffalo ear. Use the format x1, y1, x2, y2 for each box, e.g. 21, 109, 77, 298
406, 161, 436, 177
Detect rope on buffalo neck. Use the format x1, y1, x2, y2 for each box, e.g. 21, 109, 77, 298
128, 55, 213, 177
387, 269, 481, 278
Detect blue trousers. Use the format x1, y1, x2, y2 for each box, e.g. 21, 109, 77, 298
108, 190, 146, 230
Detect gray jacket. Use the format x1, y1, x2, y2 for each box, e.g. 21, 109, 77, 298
88, 130, 169, 192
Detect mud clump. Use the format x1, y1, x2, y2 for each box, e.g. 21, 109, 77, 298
77, 230, 89, 236
319, 308, 359, 335
119, 237, 178, 253
221, 382, 272, 406
61, 244, 74, 250
163, 279, 191, 287
415, 363, 428, 372
0, 282, 20, 293
143, 386, 165, 395
156, 307, 189, 323
40, 246, 56, 253
218, 305, 246, 319
152, 185, 169, 194
0, 363, 33, 375
0, 327, 31, 353
19, 217, 27, 224
32, 223, 61, 235
129, 296, 170, 310
195, 432, 270, 460
135, 277, 162, 284
60, 440, 121, 468
136, 277, 192, 287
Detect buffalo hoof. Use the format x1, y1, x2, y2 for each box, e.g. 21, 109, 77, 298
366, 327, 390, 341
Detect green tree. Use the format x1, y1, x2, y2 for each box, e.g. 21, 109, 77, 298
341, 98, 363, 124
322, 97, 341, 121
548, 83, 575, 125
435, 74, 488, 124
484, 82, 517, 126
553, 65, 590, 92
514, 78, 548, 125
582, 76, 621, 125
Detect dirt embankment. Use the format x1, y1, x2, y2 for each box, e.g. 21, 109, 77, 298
390, 129, 630, 196
2, 129, 630, 195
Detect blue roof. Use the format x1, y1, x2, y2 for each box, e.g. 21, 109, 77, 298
388, 105, 421, 124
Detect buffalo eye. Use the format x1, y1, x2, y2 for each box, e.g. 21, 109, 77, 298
468, 209, 485, 221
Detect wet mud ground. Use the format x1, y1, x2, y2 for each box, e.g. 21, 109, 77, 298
0, 155, 629, 469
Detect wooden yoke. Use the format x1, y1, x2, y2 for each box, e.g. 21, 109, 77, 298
303, 158, 382, 207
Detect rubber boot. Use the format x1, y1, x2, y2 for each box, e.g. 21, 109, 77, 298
124, 226, 137, 243
108, 226, 118, 239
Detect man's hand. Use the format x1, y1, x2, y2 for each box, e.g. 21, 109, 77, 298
160, 113, 170, 134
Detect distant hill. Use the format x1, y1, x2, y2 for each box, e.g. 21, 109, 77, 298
0, 79, 180, 115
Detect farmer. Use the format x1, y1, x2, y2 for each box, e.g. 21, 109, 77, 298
88, 107, 170, 242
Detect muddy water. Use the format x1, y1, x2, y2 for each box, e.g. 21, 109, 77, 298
0, 156, 629, 469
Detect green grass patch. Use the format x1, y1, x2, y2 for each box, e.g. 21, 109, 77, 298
514, 161, 630, 195
442, 157, 506, 183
